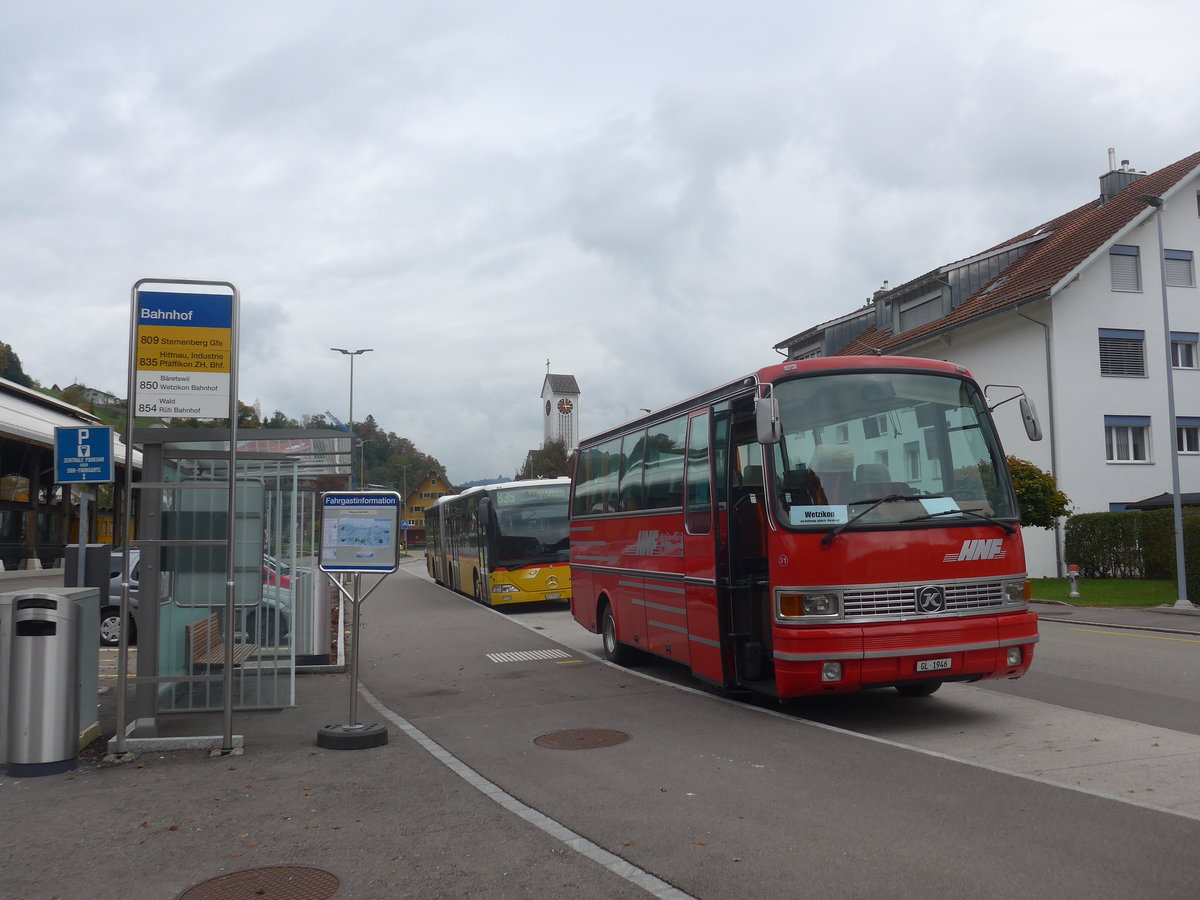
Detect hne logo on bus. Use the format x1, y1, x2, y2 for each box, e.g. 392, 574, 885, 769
633, 530, 684, 557
943, 538, 1007, 563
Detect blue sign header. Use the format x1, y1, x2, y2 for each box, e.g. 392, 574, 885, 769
137, 291, 233, 329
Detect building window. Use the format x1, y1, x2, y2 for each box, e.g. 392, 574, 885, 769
1178, 417, 1200, 453
421, 492, 434, 499
1104, 415, 1150, 463
1109, 245, 1141, 292
1165, 250, 1195, 288
412, 505, 423, 513
1099, 328, 1146, 376
1172, 332, 1198, 368
897, 290, 943, 333
904, 441, 921, 480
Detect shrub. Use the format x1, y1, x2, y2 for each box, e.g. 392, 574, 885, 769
1065, 507, 1200, 601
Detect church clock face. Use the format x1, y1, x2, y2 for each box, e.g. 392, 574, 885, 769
557, 398, 574, 415
545, 400, 551, 416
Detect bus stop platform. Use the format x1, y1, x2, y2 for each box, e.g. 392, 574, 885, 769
1, 569, 1198, 899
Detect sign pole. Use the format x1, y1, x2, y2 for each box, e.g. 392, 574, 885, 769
316, 491, 401, 750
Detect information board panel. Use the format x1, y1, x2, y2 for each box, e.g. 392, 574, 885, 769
54, 426, 114, 483
134, 290, 234, 419
319, 492, 402, 573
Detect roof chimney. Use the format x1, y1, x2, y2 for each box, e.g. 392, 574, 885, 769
1099, 149, 1145, 203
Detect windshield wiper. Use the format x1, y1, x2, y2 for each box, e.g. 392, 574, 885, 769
910, 507, 1017, 536
819, 494, 915, 549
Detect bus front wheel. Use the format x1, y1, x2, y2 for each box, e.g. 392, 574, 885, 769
601, 605, 632, 666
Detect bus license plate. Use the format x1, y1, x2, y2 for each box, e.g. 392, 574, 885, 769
916, 657, 952, 672
545, 593, 562, 600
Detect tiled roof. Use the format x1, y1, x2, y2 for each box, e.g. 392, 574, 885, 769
831, 150, 1200, 355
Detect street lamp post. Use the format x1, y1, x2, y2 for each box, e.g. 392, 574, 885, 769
1136, 195, 1191, 608
331, 347, 373, 489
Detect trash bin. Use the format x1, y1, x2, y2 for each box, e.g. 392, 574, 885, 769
6, 593, 80, 777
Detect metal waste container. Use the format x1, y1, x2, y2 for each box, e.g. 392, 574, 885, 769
6, 593, 80, 777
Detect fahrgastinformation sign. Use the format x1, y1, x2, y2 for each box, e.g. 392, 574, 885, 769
133, 290, 234, 419
319, 492, 402, 573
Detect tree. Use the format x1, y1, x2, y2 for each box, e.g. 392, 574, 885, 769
264, 410, 301, 429
1007, 456, 1071, 529
517, 439, 573, 479
0, 341, 34, 387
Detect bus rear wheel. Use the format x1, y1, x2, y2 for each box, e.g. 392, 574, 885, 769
896, 681, 942, 698
601, 604, 632, 666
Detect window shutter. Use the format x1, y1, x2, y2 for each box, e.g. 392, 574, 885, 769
1099, 337, 1145, 376
898, 297, 941, 332
1110, 253, 1140, 291
1165, 256, 1194, 287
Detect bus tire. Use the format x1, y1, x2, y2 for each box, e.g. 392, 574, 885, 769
600, 604, 632, 666
895, 681, 942, 698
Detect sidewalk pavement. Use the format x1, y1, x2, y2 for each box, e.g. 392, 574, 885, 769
1, 571, 1198, 899
1031, 598, 1200, 633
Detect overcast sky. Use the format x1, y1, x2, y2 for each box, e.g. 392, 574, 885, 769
3, 1, 1199, 484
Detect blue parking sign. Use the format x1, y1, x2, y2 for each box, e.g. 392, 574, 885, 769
55, 426, 114, 483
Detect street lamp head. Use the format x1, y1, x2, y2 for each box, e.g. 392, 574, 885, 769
331, 347, 374, 356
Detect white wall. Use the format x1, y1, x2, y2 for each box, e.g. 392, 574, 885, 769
890, 175, 1200, 576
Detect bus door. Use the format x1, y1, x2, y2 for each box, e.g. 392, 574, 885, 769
721, 399, 774, 686
683, 409, 723, 684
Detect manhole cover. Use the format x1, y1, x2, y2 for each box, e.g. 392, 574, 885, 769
177, 865, 340, 899
533, 728, 630, 750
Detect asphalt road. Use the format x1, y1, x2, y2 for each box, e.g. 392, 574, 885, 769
366, 563, 1200, 897
396, 555, 1200, 822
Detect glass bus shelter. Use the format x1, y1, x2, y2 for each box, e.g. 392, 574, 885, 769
122, 428, 350, 739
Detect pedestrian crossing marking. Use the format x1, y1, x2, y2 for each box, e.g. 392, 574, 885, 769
486, 649, 571, 663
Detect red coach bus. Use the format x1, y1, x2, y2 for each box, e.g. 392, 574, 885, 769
569, 356, 1041, 698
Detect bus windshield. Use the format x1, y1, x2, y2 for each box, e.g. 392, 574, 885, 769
490, 484, 571, 568
769, 370, 1017, 529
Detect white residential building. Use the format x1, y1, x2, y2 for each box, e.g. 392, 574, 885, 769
775, 150, 1200, 577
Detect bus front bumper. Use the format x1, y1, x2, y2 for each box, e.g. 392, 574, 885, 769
770, 611, 1038, 697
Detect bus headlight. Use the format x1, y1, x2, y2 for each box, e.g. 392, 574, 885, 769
778, 591, 840, 618
491, 584, 520, 594
1003, 580, 1027, 604
1006, 647, 1023, 666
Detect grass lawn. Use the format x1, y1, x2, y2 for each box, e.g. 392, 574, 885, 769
1029, 577, 1179, 607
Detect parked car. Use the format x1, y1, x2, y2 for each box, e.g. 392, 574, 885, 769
104, 550, 141, 647
104, 550, 292, 647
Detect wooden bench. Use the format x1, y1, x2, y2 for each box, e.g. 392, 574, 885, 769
186, 613, 258, 670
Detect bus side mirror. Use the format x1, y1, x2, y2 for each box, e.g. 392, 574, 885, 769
756, 395, 782, 445
1019, 397, 1042, 441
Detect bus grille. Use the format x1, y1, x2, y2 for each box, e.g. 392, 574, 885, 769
842, 581, 1007, 618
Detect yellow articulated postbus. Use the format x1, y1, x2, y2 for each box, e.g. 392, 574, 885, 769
426, 477, 571, 606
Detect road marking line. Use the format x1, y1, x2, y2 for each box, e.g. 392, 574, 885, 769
1072, 628, 1200, 644
361, 685, 696, 900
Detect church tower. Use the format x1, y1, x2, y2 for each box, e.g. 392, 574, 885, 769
541, 372, 580, 452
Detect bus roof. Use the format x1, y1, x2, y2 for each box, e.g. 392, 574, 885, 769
454, 477, 571, 499
578, 355, 974, 448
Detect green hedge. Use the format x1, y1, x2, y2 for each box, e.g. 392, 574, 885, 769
1064, 508, 1200, 598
